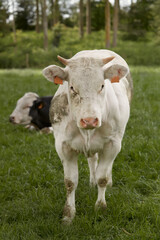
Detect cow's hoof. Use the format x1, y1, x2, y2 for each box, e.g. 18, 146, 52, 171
95, 200, 107, 211
40, 127, 53, 134
62, 204, 75, 225
62, 216, 73, 225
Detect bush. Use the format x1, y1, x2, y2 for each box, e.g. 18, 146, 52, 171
0, 28, 160, 68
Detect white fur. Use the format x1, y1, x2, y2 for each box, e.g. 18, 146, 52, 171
43, 50, 131, 223
10, 92, 39, 125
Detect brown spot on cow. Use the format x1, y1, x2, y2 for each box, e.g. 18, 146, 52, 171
49, 93, 69, 124
98, 178, 108, 188
95, 200, 107, 210
65, 179, 74, 195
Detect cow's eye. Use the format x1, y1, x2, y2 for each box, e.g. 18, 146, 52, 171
101, 84, 104, 91
70, 86, 78, 94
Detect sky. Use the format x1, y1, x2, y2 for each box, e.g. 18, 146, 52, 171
8, 0, 137, 21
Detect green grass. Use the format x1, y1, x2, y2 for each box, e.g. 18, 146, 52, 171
0, 67, 160, 239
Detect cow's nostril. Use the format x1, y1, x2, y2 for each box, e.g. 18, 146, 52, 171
93, 118, 98, 127
80, 119, 87, 128
9, 116, 15, 123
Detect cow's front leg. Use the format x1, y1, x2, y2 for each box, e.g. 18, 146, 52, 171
95, 139, 121, 209
87, 153, 98, 186
60, 142, 78, 224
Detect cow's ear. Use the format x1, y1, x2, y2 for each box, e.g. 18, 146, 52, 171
37, 101, 44, 110
104, 64, 129, 82
42, 65, 67, 82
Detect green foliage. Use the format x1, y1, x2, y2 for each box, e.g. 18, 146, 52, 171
91, 0, 106, 31
152, 0, 160, 37
0, 67, 160, 239
0, 0, 9, 35
15, 0, 35, 30
0, 30, 59, 68
0, 28, 160, 69
124, 0, 154, 40
52, 23, 64, 47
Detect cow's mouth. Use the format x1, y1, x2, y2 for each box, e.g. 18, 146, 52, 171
9, 116, 16, 124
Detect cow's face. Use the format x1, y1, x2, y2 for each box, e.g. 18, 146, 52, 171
67, 58, 107, 129
9, 92, 38, 125
43, 56, 128, 129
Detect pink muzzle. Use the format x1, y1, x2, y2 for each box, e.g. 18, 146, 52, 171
80, 117, 99, 129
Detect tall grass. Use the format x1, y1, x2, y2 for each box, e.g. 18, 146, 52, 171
0, 66, 160, 239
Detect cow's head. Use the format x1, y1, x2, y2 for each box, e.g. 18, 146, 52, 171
9, 92, 39, 125
29, 97, 51, 129
43, 56, 128, 129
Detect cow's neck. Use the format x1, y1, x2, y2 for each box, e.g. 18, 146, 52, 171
79, 128, 95, 157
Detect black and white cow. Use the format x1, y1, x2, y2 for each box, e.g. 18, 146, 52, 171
29, 96, 53, 130
9, 92, 53, 132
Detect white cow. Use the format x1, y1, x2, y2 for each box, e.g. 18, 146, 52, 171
43, 50, 133, 224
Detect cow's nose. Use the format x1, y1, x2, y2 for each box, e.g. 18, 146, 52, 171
80, 117, 99, 129
9, 116, 15, 123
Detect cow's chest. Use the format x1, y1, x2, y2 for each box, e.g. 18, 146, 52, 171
66, 122, 113, 157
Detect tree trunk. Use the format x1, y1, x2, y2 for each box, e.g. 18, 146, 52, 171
112, 0, 119, 47
42, 0, 48, 50
50, 0, 54, 27
36, 0, 40, 33
11, 0, 16, 44
54, 0, 59, 25
86, 0, 91, 34
105, 0, 110, 48
79, 0, 84, 38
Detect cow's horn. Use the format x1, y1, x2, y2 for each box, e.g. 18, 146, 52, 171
102, 56, 115, 65
57, 55, 69, 66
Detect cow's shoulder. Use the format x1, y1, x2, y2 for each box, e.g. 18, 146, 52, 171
49, 92, 69, 124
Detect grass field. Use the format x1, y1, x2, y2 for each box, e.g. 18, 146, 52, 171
0, 67, 160, 240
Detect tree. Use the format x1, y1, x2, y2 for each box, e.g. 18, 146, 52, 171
125, 0, 154, 40
0, 0, 9, 35
36, 0, 40, 33
15, 0, 35, 30
79, 0, 84, 38
54, 0, 59, 25
11, 0, 17, 44
91, 1, 105, 31
112, 0, 119, 47
105, 0, 110, 48
48, 0, 54, 27
41, 0, 48, 50
152, 0, 160, 37
86, 0, 91, 34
